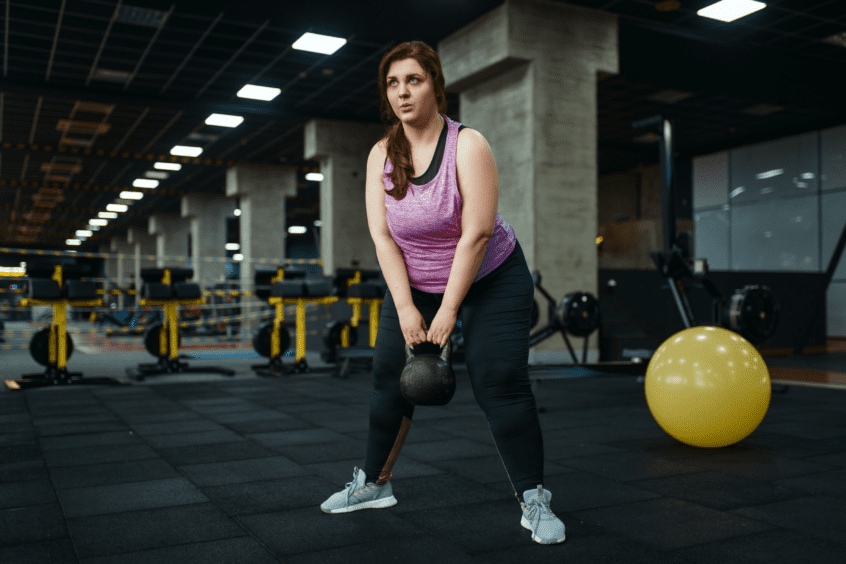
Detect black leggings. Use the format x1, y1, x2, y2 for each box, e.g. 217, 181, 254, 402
364, 240, 544, 496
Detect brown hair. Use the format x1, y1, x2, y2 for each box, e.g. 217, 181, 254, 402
377, 41, 448, 200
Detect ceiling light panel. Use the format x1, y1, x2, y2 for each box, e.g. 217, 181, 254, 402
206, 114, 245, 128
237, 85, 281, 101
698, 0, 766, 23
292, 32, 347, 55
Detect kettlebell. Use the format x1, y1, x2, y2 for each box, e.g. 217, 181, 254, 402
399, 339, 456, 406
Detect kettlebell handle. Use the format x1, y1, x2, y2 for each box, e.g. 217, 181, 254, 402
406, 339, 452, 364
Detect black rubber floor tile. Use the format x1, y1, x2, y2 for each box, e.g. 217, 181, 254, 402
141, 429, 246, 449
177, 455, 303, 487
57, 477, 209, 518
236, 505, 427, 557
739, 432, 846, 459
43, 443, 160, 468
398, 497, 549, 552
180, 397, 260, 414
399, 438, 502, 462
39, 430, 142, 452
155, 440, 280, 466
116, 410, 204, 425
245, 427, 347, 448
270, 437, 368, 464
200, 408, 287, 424
683, 448, 840, 481
0, 443, 41, 465
305, 457, 445, 487
78, 537, 280, 564
0, 504, 68, 547
803, 449, 846, 468
478, 530, 696, 564
759, 420, 846, 440
430, 454, 576, 485
128, 419, 225, 436
572, 498, 776, 552
50, 457, 180, 490
0, 479, 57, 509
630, 470, 807, 510
732, 495, 846, 544
563, 450, 703, 482
36, 421, 131, 437
556, 423, 669, 444
0, 539, 78, 564
202, 474, 338, 516
483, 471, 661, 512
0, 459, 49, 484
674, 527, 846, 564
0, 431, 36, 446
223, 415, 314, 434
283, 536, 491, 564
295, 407, 366, 424
776, 467, 846, 498
0, 412, 31, 424
67, 502, 245, 560
31, 413, 120, 427
385, 473, 533, 515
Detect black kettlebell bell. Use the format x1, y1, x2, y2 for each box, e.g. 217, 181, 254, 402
399, 339, 456, 406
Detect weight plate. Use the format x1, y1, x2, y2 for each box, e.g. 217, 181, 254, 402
29, 327, 74, 366
143, 322, 181, 357
323, 320, 358, 348
253, 321, 291, 358
558, 292, 601, 337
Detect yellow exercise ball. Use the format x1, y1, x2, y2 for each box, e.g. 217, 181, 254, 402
645, 326, 771, 448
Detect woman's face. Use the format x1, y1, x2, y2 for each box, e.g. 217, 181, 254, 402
386, 57, 439, 126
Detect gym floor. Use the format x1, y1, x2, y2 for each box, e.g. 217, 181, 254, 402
1, 332, 845, 563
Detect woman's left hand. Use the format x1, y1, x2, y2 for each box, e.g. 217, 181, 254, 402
427, 308, 458, 347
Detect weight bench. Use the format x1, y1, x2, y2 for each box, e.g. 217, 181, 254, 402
5, 264, 126, 390
126, 267, 235, 381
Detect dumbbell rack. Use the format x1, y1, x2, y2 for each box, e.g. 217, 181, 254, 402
126, 268, 235, 381
5, 265, 126, 390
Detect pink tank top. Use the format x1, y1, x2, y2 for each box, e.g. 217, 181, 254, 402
383, 114, 516, 293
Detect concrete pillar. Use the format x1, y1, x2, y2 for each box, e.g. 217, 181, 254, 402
109, 236, 134, 309
438, 0, 618, 359
304, 119, 384, 275
148, 214, 190, 269
127, 227, 157, 308
226, 165, 296, 334
181, 195, 235, 285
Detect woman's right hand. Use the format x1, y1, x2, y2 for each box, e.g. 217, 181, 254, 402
398, 306, 428, 348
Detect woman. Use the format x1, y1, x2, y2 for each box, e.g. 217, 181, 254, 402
320, 41, 565, 545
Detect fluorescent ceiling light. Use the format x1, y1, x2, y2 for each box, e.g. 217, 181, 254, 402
76, 230, 93, 237
206, 113, 244, 127
89, 218, 108, 226
119, 191, 144, 200
234, 208, 241, 216
170, 145, 203, 157
237, 84, 281, 101
233, 253, 244, 261
305, 172, 323, 182
288, 226, 307, 234
697, 0, 766, 22
225, 243, 240, 251
145, 171, 169, 179
292, 32, 347, 55
106, 204, 129, 212
313, 220, 322, 227
99, 211, 118, 219
154, 162, 181, 171
133, 178, 159, 188
66, 239, 82, 246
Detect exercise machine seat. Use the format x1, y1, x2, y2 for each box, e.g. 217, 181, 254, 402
173, 282, 201, 299
65, 280, 98, 300
29, 279, 62, 300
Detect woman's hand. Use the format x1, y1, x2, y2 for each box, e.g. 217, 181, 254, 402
426, 308, 457, 347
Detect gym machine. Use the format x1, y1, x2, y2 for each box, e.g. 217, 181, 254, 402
322, 268, 385, 379
631, 115, 780, 346
251, 266, 341, 376
5, 264, 126, 390
126, 268, 235, 381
